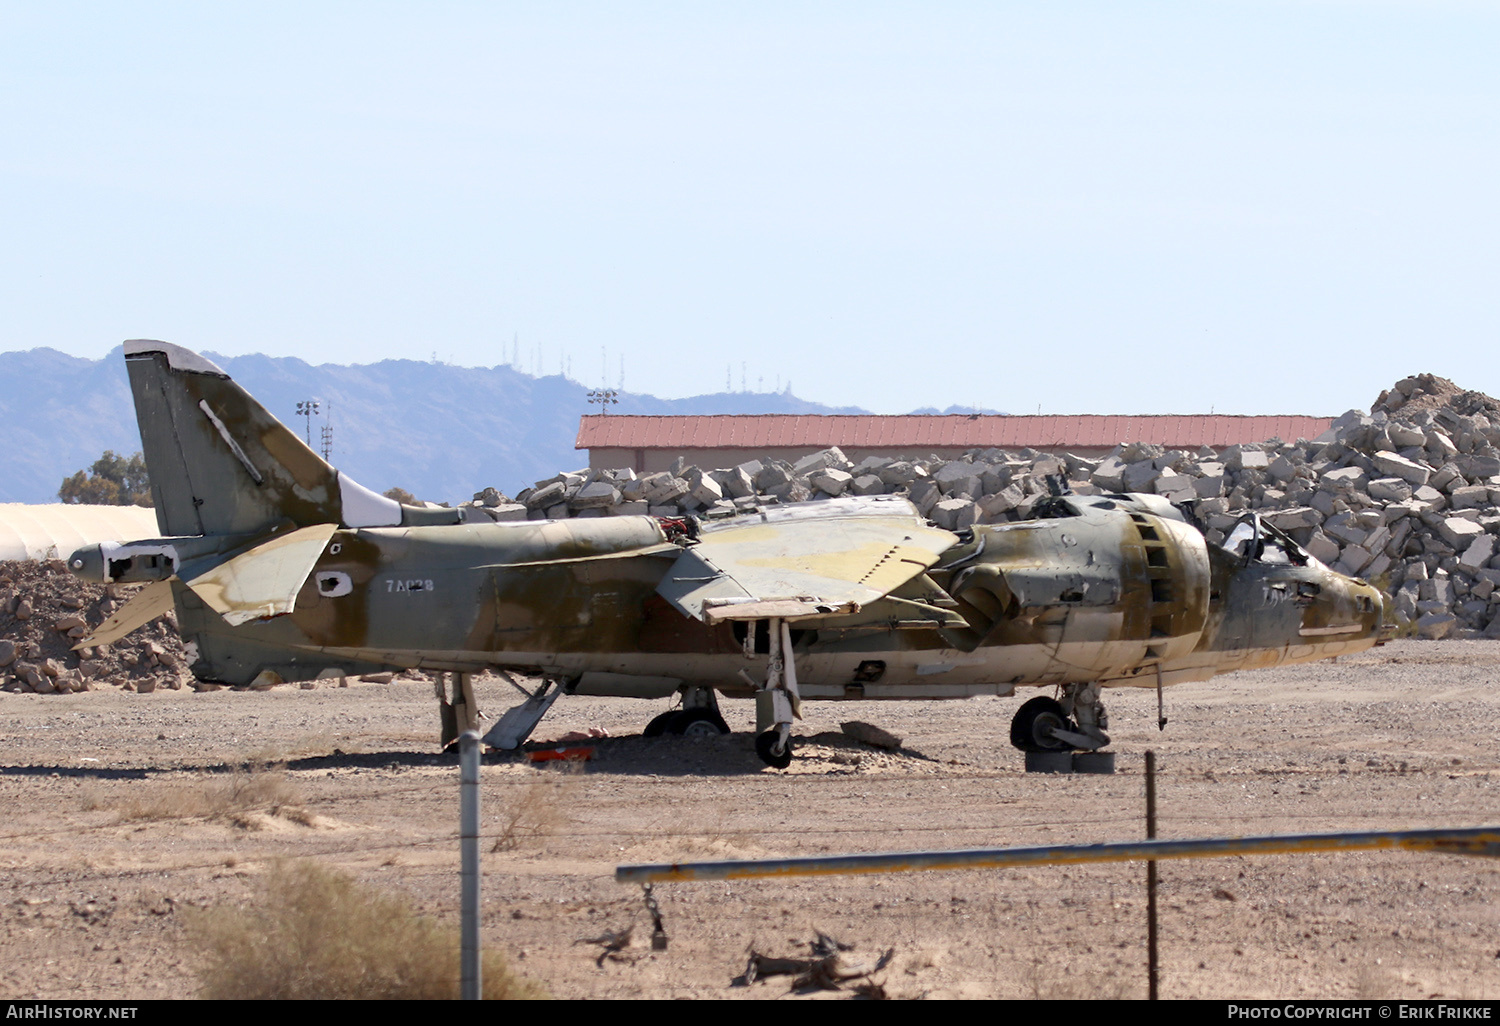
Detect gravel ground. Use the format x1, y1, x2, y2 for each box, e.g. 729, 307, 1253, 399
1, 639, 1498, 1000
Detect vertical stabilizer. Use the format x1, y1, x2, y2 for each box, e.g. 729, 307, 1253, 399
124, 340, 404, 537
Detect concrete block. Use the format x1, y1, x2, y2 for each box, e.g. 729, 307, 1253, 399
809, 468, 853, 496
980, 465, 1014, 494
1417, 612, 1459, 639
1267, 455, 1298, 483
570, 481, 620, 509
1304, 531, 1341, 565
1090, 457, 1128, 492
1320, 466, 1369, 493
1450, 484, 1489, 509
524, 481, 567, 510
935, 469, 981, 498
1153, 471, 1196, 503
756, 464, 793, 490
721, 467, 756, 499
1438, 517, 1485, 550
1388, 423, 1426, 448
1335, 545, 1374, 576
1460, 534, 1496, 570
878, 461, 925, 486
1309, 490, 1339, 516
1456, 454, 1500, 480
1412, 485, 1447, 512
1032, 456, 1065, 478
978, 484, 1025, 517
1264, 507, 1320, 531
1223, 445, 1269, 470
643, 476, 691, 506
1431, 463, 1464, 492
1324, 514, 1368, 547
1367, 477, 1413, 503
1123, 460, 1160, 492
1427, 430, 1459, 460
1372, 451, 1431, 487
930, 498, 979, 531
792, 447, 849, 477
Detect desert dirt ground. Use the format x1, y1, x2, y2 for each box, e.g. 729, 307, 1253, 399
1, 639, 1499, 1001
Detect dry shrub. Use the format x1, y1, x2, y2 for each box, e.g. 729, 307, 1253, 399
1353, 965, 1402, 999
1024, 961, 1132, 1001
490, 777, 571, 852
116, 762, 304, 823
189, 861, 546, 1000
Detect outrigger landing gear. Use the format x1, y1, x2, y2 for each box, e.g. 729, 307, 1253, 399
1009, 682, 1114, 774
438, 671, 480, 751
752, 617, 800, 769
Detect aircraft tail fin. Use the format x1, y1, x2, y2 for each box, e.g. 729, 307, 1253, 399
125, 340, 405, 537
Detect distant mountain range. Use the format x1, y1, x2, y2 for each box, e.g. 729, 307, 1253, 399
0, 346, 908, 505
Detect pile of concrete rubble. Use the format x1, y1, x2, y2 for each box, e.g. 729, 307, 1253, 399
0, 559, 193, 695
0, 559, 433, 696
469, 373, 1500, 641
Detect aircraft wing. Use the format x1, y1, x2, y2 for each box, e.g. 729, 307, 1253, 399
657, 505, 958, 624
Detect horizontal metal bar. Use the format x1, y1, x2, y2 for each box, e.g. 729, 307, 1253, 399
615, 826, 1500, 884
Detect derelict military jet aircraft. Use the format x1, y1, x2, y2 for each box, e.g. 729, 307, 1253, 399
67, 340, 1386, 768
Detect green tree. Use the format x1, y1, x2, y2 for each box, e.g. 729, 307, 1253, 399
59, 450, 153, 506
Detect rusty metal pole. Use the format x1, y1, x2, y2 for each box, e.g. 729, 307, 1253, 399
460, 730, 482, 1000
1146, 749, 1158, 1001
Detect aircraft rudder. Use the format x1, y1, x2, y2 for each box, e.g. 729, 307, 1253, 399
123, 340, 343, 537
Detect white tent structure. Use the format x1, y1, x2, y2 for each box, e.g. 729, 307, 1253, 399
0, 504, 159, 562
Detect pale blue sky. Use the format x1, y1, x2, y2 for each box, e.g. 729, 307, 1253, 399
3, 2, 1497, 414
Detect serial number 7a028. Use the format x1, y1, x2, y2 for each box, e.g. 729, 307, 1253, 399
385, 579, 436, 593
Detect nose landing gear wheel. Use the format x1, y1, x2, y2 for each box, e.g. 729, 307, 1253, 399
755, 729, 793, 769
1010, 696, 1075, 753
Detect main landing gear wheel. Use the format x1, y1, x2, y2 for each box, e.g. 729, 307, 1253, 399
671, 709, 731, 737
643, 709, 732, 738
643, 711, 679, 738
1010, 696, 1075, 753
755, 729, 793, 769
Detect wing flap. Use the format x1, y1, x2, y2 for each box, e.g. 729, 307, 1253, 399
658, 515, 958, 623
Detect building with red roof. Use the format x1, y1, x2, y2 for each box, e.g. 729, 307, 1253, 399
576, 413, 1334, 473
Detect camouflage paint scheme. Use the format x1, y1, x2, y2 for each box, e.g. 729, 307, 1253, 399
68, 341, 1385, 758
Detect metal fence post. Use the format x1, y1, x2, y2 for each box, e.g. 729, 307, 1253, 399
460, 729, 481, 1000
